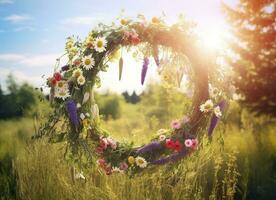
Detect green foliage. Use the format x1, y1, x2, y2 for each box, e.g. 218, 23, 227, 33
0, 75, 47, 119
223, 0, 276, 115
95, 92, 122, 120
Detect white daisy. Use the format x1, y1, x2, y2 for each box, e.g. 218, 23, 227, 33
159, 134, 166, 142
54, 81, 70, 100
135, 156, 147, 168
72, 68, 83, 78
82, 56, 95, 70
157, 129, 167, 135
77, 75, 86, 86
214, 106, 222, 118
200, 99, 214, 113
94, 37, 107, 53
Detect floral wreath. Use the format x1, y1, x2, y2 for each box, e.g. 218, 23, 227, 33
37, 16, 231, 176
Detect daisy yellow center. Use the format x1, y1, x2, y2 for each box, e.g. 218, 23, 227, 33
79, 77, 84, 82
120, 19, 127, 25
152, 17, 160, 24
74, 71, 81, 78
84, 58, 91, 65
205, 104, 212, 110
57, 82, 64, 88
97, 40, 103, 48
137, 159, 144, 165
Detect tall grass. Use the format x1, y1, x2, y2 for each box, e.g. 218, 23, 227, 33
0, 103, 275, 199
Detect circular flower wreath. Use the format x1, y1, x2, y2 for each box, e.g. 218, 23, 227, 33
37, 16, 231, 176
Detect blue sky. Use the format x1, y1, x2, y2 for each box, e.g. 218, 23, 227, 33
0, 0, 237, 93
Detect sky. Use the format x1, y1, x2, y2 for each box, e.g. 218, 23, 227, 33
0, 0, 238, 94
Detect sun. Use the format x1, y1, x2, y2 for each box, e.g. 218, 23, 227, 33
197, 26, 229, 52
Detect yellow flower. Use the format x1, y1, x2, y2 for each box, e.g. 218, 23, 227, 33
120, 19, 127, 26
82, 119, 89, 128
128, 156, 135, 165
151, 17, 160, 24
72, 68, 83, 78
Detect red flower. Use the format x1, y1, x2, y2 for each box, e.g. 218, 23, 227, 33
165, 139, 175, 149
173, 140, 182, 152
51, 78, 57, 86
73, 59, 81, 67
53, 72, 62, 81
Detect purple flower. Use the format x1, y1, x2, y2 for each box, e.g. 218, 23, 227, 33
141, 57, 149, 85
208, 100, 226, 137
61, 65, 69, 72
65, 100, 79, 127
136, 141, 162, 155
151, 149, 188, 165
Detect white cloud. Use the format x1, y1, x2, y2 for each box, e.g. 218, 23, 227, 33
60, 16, 101, 26
0, 0, 13, 4
3, 14, 33, 23
0, 68, 41, 84
0, 53, 60, 67
13, 26, 35, 32
0, 54, 25, 61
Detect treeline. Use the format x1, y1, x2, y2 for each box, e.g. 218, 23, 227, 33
0, 75, 143, 120
0, 75, 39, 119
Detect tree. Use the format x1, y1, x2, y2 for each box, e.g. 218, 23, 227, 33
223, 0, 276, 115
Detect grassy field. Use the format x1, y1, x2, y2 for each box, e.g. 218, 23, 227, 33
0, 101, 275, 200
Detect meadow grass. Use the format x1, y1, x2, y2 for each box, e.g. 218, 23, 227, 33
0, 103, 275, 200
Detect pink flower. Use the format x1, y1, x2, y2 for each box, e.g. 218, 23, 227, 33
96, 147, 104, 154
170, 120, 181, 130
184, 139, 193, 147
96, 159, 106, 168
99, 138, 108, 150
191, 139, 198, 149
119, 162, 128, 170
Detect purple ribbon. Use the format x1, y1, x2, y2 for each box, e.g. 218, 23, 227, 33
141, 57, 149, 85
151, 149, 189, 165
208, 100, 226, 137
136, 141, 162, 155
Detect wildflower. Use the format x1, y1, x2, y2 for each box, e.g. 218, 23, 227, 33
191, 139, 198, 149
112, 167, 123, 173
53, 72, 62, 81
54, 81, 70, 100
76, 103, 81, 108
94, 37, 107, 53
77, 75, 86, 86
99, 138, 108, 150
73, 59, 81, 67
72, 68, 83, 78
65, 100, 79, 127
165, 139, 175, 149
159, 134, 166, 141
184, 139, 193, 147
173, 140, 182, 152
170, 119, 181, 130
119, 162, 128, 171
82, 56, 95, 70
128, 156, 135, 165
120, 18, 128, 26
200, 99, 214, 113
151, 17, 160, 24
214, 106, 222, 118
157, 129, 167, 135
135, 156, 147, 168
